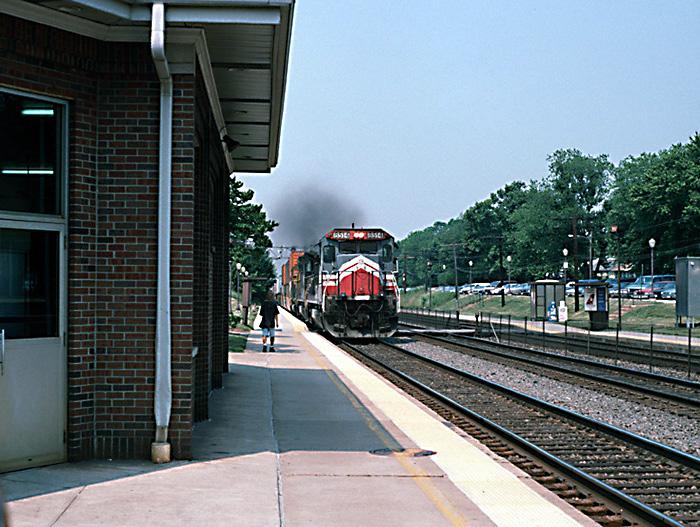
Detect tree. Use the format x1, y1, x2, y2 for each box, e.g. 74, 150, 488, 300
607, 134, 700, 273
546, 149, 613, 277
510, 183, 568, 279
229, 177, 278, 302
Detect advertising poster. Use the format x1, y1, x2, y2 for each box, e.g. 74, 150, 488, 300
584, 287, 596, 312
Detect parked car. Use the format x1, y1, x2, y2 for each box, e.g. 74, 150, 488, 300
656, 281, 677, 300
629, 275, 675, 298
659, 282, 676, 300
620, 281, 639, 298
491, 280, 517, 295
482, 280, 501, 295
460, 282, 490, 295
507, 283, 530, 295
469, 283, 491, 295
606, 279, 633, 297
624, 276, 648, 298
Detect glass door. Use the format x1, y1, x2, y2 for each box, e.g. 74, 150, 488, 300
0, 227, 66, 471
0, 88, 67, 472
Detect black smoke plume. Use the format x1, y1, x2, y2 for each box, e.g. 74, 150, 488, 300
270, 183, 366, 248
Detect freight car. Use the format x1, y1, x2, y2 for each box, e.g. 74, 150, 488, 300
280, 228, 400, 338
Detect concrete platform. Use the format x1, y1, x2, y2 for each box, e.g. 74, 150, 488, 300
1, 309, 598, 527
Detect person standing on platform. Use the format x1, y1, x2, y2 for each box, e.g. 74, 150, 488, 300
260, 290, 279, 352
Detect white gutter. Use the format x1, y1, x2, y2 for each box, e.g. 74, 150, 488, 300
69, 0, 285, 23
151, 2, 173, 462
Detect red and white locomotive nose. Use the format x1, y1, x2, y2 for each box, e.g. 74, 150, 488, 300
337, 255, 382, 298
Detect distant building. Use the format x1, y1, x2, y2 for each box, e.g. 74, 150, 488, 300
0, 0, 294, 471
593, 257, 635, 280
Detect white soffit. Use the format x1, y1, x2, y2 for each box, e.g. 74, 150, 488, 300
3, 0, 294, 173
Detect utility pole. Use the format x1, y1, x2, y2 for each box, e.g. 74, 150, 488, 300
611, 225, 622, 328
402, 253, 407, 293
426, 260, 432, 308
588, 231, 593, 280
572, 216, 580, 312
499, 238, 505, 307
649, 238, 656, 297
453, 245, 459, 309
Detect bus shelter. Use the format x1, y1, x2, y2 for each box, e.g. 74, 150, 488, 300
578, 279, 610, 330
530, 280, 565, 321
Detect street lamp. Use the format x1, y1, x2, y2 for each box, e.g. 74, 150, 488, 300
468, 260, 473, 284
649, 238, 656, 297
506, 255, 512, 291
235, 262, 242, 311
562, 248, 568, 284
239, 265, 246, 312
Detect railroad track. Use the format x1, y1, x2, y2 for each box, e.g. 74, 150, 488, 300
399, 310, 699, 374
400, 331, 700, 418
340, 338, 700, 527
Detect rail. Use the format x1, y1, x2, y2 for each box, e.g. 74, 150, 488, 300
400, 308, 699, 376
342, 339, 700, 527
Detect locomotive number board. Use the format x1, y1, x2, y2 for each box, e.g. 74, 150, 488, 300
326, 229, 389, 241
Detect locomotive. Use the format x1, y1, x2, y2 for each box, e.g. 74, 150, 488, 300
280, 227, 400, 338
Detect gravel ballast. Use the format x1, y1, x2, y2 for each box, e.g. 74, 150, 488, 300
389, 337, 700, 456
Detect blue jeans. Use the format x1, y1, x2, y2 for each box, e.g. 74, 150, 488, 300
262, 328, 275, 338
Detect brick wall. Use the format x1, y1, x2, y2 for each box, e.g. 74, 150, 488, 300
0, 14, 227, 461
193, 62, 229, 422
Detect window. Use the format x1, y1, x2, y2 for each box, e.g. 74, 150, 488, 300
339, 241, 356, 254
382, 244, 393, 262
0, 229, 59, 338
323, 245, 336, 263
358, 241, 378, 254
0, 90, 64, 215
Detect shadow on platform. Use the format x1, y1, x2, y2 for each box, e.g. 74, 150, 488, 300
1, 362, 399, 503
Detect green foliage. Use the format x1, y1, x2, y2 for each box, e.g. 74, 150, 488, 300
398, 136, 699, 284
606, 133, 700, 273
229, 177, 278, 302
399, 182, 529, 287
509, 185, 564, 279
228, 333, 248, 353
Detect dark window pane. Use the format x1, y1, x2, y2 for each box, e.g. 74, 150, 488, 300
382, 244, 393, 262
359, 241, 378, 254
323, 245, 336, 262
0, 229, 59, 338
339, 241, 356, 254
0, 91, 62, 215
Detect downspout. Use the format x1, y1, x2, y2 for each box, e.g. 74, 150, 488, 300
151, 2, 173, 463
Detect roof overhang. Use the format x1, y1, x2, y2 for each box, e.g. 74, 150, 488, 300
1, 0, 294, 174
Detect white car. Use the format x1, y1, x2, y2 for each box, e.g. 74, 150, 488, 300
464, 282, 491, 295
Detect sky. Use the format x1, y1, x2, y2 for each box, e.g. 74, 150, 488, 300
242, 0, 700, 247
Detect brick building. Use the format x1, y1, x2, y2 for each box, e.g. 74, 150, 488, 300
0, 0, 294, 471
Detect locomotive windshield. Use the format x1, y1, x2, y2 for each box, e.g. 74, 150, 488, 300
338, 241, 379, 254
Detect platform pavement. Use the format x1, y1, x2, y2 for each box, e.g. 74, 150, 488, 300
1, 310, 597, 527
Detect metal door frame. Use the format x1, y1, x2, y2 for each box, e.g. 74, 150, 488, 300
0, 86, 69, 467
